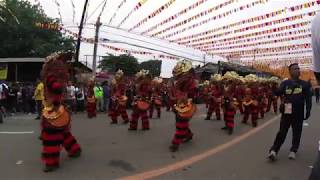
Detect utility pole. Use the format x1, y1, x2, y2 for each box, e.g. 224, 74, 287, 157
75, 0, 89, 63
203, 54, 206, 65
92, 17, 102, 76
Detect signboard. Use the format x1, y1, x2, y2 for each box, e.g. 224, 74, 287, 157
0, 63, 8, 80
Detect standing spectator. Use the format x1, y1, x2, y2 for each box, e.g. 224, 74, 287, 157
94, 82, 103, 112
8, 82, 18, 115
21, 84, 30, 113
309, 12, 320, 180
0, 81, 8, 123
102, 81, 110, 112
75, 84, 85, 112
33, 79, 44, 120
66, 81, 76, 112
268, 63, 312, 161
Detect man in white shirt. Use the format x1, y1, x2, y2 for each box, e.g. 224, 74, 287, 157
66, 81, 76, 112
309, 12, 320, 180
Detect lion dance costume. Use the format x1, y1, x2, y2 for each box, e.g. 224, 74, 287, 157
40, 52, 81, 172
129, 69, 152, 130
109, 70, 129, 124
170, 60, 197, 152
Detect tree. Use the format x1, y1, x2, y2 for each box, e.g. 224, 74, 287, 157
0, 0, 75, 58
139, 60, 162, 77
99, 54, 139, 76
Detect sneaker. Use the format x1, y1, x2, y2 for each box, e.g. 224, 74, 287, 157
268, 150, 277, 162
288, 151, 296, 160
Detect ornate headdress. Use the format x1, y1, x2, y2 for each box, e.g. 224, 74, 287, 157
172, 60, 193, 77
136, 69, 150, 79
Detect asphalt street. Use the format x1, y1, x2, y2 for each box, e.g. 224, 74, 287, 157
0, 101, 319, 180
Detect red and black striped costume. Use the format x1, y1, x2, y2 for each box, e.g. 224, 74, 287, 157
41, 112, 81, 169
235, 85, 245, 114
257, 86, 267, 119
149, 83, 162, 119
266, 83, 278, 113
40, 51, 81, 172
250, 86, 259, 126
167, 85, 177, 112
170, 71, 196, 151
205, 84, 222, 120
202, 85, 210, 108
242, 87, 258, 127
86, 81, 96, 118
109, 80, 129, 124
222, 83, 237, 135
129, 78, 151, 130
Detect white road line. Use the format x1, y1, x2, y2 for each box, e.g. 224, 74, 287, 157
0, 131, 34, 134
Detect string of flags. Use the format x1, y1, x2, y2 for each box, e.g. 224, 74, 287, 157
142, 0, 232, 35
152, 0, 268, 38
202, 34, 311, 52
108, 0, 127, 24
192, 21, 311, 47
200, 29, 311, 49
180, 10, 317, 47
170, 0, 320, 43
129, 0, 176, 31
117, 0, 149, 28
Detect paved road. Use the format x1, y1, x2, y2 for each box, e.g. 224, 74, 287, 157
0, 102, 319, 180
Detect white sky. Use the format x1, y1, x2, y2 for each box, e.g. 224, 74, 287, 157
27, 0, 319, 77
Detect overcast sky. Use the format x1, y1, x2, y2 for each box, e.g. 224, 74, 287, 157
27, 0, 318, 77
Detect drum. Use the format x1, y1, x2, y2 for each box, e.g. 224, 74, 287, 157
136, 100, 150, 111
175, 102, 196, 119
43, 105, 70, 128
118, 96, 128, 106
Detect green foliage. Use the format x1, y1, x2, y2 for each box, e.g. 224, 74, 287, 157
0, 0, 75, 58
99, 54, 162, 77
139, 60, 162, 77
99, 54, 139, 76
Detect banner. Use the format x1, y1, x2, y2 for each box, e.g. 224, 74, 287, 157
0, 63, 8, 80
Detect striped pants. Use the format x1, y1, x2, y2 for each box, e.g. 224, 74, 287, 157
86, 102, 96, 118
149, 103, 161, 118
224, 109, 236, 130
109, 105, 129, 123
172, 116, 193, 146
130, 109, 149, 130
41, 127, 81, 168
207, 103, 221, 120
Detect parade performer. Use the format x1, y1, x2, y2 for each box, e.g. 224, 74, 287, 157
258, 79, 267, 119
166, 80, 177, 112
149, 77, 163, 119
235, 81, 245, 114
247, 75, 260, 127
108, 70, 129, 124
129, 69, 152, 130
86, 79, 96, 118
170, 60, 197, 152
40, 52, 81, 172
205, 74, 222, 121
221, 72, 239, 135
201, 80, 210, 108
266, 77, 280, 114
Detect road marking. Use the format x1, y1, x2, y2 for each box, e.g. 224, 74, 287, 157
16, 160, 23, 165
0, 131, 34, 134
120, 115, 281, 180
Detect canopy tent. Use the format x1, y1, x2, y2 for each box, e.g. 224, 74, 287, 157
28, 0, 319, 77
